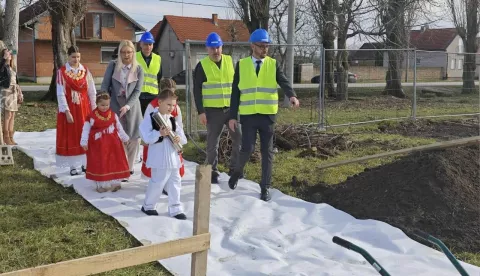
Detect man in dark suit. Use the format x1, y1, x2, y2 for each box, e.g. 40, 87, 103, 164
228, 29, 300, 201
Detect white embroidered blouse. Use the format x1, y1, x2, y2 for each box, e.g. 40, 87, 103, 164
80, 113, 129, 147
56, 63, 97, 113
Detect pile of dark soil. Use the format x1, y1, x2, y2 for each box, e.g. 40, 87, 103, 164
378, 118, 479, 140
298, 145, 480, 252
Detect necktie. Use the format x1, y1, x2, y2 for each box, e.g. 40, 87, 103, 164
255, 60, 262, 76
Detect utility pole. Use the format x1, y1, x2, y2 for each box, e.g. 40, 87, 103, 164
4, 0, 19, 70
284, 0, 295, 107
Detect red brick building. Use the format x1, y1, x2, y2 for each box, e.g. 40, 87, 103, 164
18, 0, 145, 84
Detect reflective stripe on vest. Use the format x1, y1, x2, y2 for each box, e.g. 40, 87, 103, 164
136, 51, 161, 95
238, 56, 278, 115
200, 54, 234, 108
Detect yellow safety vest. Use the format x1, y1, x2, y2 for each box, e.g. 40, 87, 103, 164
238, 56, 278, 115
200, 55, 234, 108
136, 51, 161, 95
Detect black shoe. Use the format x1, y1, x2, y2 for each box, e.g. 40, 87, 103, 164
130, 171, 134, 175
260, 188, 271, 202
70, 168, 79, 176
228, 172, 240, 190
211, 171, 219, 184
162, 189, 168, 196
174, 213, 187, 220
229, 169, 245, 179
81, 165, 86, 173
141, 207, 158, 216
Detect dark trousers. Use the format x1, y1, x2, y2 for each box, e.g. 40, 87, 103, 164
206, 108, 242, 172
235, 114, 274, 189
140, 92, 157, 116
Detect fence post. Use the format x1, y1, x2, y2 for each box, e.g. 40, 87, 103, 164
185, 40, 193, 135
318, 45, 326, 130
412, 49, 417, 120
191, 164, 212, 276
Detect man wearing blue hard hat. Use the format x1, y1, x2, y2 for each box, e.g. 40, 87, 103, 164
193, 32, 242, 184
228, 28, 300, 202
136, 31, 163, 115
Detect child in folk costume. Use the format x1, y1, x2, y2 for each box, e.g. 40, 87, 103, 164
80, 93, 130, 192
139, 88, 188, 219
56, 46, 96, 175
141, 78, 185, 194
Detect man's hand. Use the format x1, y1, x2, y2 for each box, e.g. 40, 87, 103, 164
198, 113, 207, 125
290, 97, 300, 108
119, 106, 129, 118
160, 126, 171, 137
66, 111, 74, 123
229, 119, 237, 132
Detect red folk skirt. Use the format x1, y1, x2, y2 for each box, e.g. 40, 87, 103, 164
85, 129, 130, 182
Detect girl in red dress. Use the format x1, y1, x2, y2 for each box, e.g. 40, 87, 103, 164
141, 78, 185, 181
56, 46, 96, 175
80, 93, 130, 192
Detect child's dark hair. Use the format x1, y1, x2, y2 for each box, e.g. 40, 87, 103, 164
96, 92, 110, 104
157, 88, 177, 101
67, 45, 80, 56
160, 78, 176, 91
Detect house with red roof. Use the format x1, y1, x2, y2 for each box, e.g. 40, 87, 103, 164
152, 14, 251, 79
17, 0, 145, 83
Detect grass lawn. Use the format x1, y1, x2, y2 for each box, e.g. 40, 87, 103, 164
1, 89, 478, 274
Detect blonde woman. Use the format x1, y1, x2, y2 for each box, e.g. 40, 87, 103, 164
101, 40, 144, 179
1, 48, 23, 145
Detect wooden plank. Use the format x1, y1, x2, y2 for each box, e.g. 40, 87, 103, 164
1, 233, 210, 276
317, 136, 480, 170
191, 164, 212, 276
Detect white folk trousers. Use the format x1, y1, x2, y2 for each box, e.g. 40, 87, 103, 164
143, 167, 183, 216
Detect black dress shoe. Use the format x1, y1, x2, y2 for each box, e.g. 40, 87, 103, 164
211, 171, 220, 184
260, 188, 271, 202
81, 165, 86, 173
174, 213, 187, 220
228, 172, 240, 190
141, 207, 158, 216
130, 171, 134, 175
162, 189, 168, 196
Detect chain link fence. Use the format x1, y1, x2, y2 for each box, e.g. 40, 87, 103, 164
179, 41, 479, 140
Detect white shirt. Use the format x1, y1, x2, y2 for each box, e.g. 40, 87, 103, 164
251, 56, 265, 69
80, 113, 129, 146
56, 63, 97, 113
139, 104, 188, 169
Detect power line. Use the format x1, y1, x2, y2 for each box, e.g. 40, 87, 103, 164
158, 0, 232, 9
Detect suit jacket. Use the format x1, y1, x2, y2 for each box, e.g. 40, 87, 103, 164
100, 60, 144, 139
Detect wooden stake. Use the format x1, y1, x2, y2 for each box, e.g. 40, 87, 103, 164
191, 164, 212, 276
317, 136, 480, 170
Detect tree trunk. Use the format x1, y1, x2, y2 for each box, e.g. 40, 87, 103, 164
336, 11, 348, 101
322, 0, 336, 98
0, 2, 5, 40
4, 0, 19, 70
460, 0, 479, 94
41, 0, 87, 101
383, 0, 406, 98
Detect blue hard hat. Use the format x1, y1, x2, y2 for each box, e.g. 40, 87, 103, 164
249, 29, 271, 43
140, 31, 155, 44
205, 32, 223, 47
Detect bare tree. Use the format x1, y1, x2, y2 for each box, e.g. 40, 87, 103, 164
4, 0, 20, 70
41, 0, 88, 101
447, 0, 479, 94
0, 2, 5, 40
229, 0, 271, 33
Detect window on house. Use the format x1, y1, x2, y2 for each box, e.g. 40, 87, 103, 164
74, 24, 82, 38
458, 59, 463, 70
101, 47, 116, 63
85, 13, 102, 39
451, 59, 456, 70
101, 13, 115, 28
458, 39, 464, 53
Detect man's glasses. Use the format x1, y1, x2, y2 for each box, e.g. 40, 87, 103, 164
254, 44, 269, 49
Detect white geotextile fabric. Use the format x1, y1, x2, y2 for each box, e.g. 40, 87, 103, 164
12, 130, 480, 276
